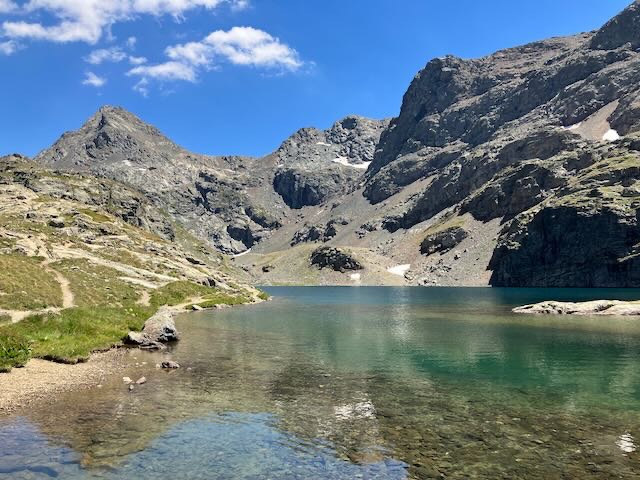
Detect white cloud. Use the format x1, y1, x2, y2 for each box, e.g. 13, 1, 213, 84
128, 60, 196, 81
166, 41, 212, 67
0, 0, 17, 13
85, 47, 126, 64
205, 27, 302, 69
2, 1, 247, 45
82, 71, 106, 87
126, 36, 137, 49
129, 26, 301, 91
133, 77, 149, 97
129, 55, 147, 65
0, 39, 18, 55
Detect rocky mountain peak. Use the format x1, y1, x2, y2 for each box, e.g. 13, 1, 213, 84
591, 1, 640, 50
36, 105, 182, 171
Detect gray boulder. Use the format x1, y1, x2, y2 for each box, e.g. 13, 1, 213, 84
125, 308, 179, 349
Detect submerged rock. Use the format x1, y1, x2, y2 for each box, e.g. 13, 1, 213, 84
161, 361, 180, 369
513, 300, 640, 315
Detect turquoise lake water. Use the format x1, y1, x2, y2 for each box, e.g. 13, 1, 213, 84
1, 287, 640, 479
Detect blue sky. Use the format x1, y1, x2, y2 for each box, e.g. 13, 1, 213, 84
0, 0, 632, 158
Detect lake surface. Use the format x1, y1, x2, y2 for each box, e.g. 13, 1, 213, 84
2, 287, 640, 479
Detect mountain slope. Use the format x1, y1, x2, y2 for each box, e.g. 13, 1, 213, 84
36, 107, 388, 255
357, 0, 640, 286
0, 154, 259, 371
30, 1, 640, 287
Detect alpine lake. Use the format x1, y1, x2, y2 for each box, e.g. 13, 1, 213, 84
2, 287, 640, 479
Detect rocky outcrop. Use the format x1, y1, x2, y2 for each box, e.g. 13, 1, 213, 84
125, 308, 179, 350
310, 246, 363, 272
1, 156, 176, 241
420, 226, 468, 256
514, 300, 640, 316
490, 151, 640, 287
489, 201, 640, 287
290, 218, 348, 246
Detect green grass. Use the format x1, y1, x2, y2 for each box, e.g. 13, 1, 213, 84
187, 290, 252, 309
149, 281, 215, 308
0, 255, 63, 310
0, 306, 152, 365
0, 266, 253, 370
257, 291, 270, 301
0, 333, 31, 372
0, 237, 16, 250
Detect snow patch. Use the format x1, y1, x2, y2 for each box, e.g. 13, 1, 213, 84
562, 122, 582, 131
350, 273, 361, 282
122, 160, 133, 167
617, 434, 637, 453
334, 401, 376, 420
332, 157, 371, 170
232, 248, 252, 258
316, 142, 332, 147
387, 264, 411, 276
602, 129, 620, 142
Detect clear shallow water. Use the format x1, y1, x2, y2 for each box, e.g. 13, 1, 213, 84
2, 287, 640, 479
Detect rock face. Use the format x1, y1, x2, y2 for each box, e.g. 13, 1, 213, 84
514, 300, 640, 316
310, 247, 363, 272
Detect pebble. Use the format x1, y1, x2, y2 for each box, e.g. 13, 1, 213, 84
136, 377, 147, 385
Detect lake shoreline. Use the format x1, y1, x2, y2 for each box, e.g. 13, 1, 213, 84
0, 349, 128, 415
0, 293, 268, 415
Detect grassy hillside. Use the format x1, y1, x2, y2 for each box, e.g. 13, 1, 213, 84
0, 156, 261, 372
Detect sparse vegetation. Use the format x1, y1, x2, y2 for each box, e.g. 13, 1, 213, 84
0, 255, 63, 310
78, 208, 112, 223
54, 258, 141, 308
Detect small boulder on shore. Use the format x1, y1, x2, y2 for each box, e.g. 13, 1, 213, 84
513, 300, 640, 316
124, 307, 179, 349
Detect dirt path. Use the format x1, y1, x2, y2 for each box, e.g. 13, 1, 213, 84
136, 290, 151, 307
46, 266, 74, 309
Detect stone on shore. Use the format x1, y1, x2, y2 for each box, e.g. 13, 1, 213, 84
124, 307, 179, 349
513, 300, 640, 316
